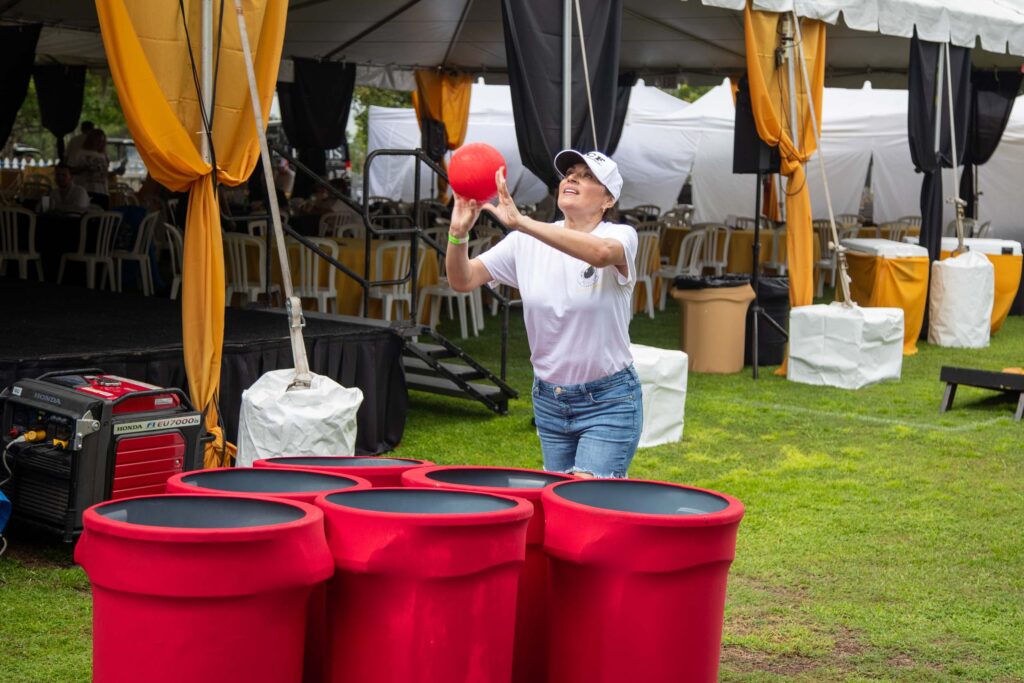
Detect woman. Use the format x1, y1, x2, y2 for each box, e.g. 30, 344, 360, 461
446, 150, 642, 478
71, 128, 112, 209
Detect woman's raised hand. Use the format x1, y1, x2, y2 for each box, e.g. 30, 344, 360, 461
449, 194, 481, 238
484, 167, 523, 230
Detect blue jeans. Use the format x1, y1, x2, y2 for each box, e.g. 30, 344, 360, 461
532, 365, 643, 478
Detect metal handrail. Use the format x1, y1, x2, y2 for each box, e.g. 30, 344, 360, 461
257, 145, 516, 381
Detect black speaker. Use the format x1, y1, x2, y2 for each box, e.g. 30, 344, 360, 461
733, 76, 780, 175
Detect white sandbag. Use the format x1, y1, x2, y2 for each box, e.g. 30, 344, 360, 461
236, 369, 363, 467
928, 251, 994, 348
630, 344, 688, 448
788, 303, 904, 390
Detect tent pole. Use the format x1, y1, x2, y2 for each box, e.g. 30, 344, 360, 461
201, 0, 213, 164
562, 0, 572, 148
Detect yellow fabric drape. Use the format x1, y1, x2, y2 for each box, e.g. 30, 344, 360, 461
412, 70, 473, 203
744, 5, 825, 311
841, 252, 929, 355
940, 251, 1023, 334
97, 0, 286, 468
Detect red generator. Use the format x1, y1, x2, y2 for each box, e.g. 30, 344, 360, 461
0, 369, 205, 541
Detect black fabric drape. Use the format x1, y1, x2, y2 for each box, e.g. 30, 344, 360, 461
0, 24, 41, 150
908, 34, 971, 263
0, 280, 406, 455
278, 58, 357, 198
606, 71, 637, 157
959, 70, 1022, 217
501, 0, 623, 190
33, 64, 86, 161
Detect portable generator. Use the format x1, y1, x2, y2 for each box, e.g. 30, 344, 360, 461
0, 369, 205, 541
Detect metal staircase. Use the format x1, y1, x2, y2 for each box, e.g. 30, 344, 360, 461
269, 145, 519, 414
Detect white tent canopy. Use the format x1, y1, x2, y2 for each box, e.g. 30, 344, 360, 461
3, 1, 1023, 87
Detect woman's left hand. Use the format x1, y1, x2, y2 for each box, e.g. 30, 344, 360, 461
484, 167, 523, 230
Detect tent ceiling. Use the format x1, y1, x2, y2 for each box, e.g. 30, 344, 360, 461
2, 0, 1021, 87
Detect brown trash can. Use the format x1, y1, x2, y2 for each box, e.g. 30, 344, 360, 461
671, 276, 756, 373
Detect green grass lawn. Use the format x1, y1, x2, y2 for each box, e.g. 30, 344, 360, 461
2, 300, 1023, 682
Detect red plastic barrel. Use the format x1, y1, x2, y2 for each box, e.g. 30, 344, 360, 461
316, 487, 533, 683
165, 468, 370, 683
402, 465, 574, 683
75, 494, 333, 683
255, 455, 433, 487
542, 479, 744, 683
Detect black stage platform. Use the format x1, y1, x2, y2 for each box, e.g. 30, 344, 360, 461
0, 280, 406, 454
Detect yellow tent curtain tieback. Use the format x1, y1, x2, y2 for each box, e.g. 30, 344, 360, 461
743, 2, 825, 374
412, 70, 473, 203
96, 0, 287, 468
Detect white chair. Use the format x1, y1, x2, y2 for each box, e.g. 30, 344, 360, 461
0, 206, 43, 280
113, 211, 158, 295
165, 223, 184, 299
319, 212, 365, 238
324, 223, 364, 239
835, 213, 862, 228
813, 220, 833, 296
633, 230, 660, 319
58, 211, 122, 290
289, 237, 339, 313
694, 223, 731, 276
246, 219, 267, 237
764, 228, 788, 277
886, 221, 910, 243
973, 220, 992, 238
362, 242, 426, 321
417, 238, 489, 339
655, 229, 704, 311
224, 232, 278, 306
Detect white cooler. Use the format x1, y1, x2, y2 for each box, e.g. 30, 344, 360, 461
788, 303, 904, 390
630, 344, 688, 448
842, 237, 929, 258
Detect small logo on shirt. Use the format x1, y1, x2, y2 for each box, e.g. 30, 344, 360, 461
577, 264, 598, 288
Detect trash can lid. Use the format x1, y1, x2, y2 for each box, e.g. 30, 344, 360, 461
550, 480, 730, 515
179, 468, 363, 494
265, 456, 421, 467
672, 274, 752, 290
94, 495, 307, 529
419, 467, 570, 490
324, 488, 520, 514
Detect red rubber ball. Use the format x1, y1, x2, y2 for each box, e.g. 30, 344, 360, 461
448, 143, 506, 202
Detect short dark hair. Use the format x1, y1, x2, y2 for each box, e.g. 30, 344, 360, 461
81, 121, 95, 132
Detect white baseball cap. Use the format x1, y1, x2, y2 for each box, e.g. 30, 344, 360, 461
553, 149, 622, 202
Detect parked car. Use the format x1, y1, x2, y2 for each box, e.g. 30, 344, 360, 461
107, 137, 148, 189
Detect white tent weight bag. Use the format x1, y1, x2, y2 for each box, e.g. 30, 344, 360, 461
630, 344, 688, 448
928, 250, 994, 348
236, 369, 364, 467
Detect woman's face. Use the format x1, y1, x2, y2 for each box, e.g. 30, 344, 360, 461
557, 162, 613, 215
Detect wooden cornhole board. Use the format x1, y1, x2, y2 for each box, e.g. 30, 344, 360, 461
939, 366, 1024, 421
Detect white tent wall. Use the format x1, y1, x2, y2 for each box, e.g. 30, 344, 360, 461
870, 94, 1024, 242
685, 83, 873, 224
367, 81, 691, 209
365, 106, 434, 202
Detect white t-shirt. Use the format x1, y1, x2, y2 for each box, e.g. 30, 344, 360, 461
477, 221, 638, 385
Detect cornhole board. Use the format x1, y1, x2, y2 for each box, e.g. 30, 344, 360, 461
938, 366, 1024, 421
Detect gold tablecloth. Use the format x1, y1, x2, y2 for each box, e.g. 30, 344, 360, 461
840, 251, 929, 355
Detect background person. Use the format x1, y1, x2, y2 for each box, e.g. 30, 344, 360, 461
45, 162, 90, 214
70, 128, 114, 209
446, 150, 642, 478
64, 120, 94, 162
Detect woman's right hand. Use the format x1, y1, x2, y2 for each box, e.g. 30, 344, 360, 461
449, 194, 481, 239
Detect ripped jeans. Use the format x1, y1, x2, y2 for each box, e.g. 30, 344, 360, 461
532, 365, 643, 479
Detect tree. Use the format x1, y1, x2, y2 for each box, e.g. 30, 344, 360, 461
349, 86, 413, 174
7, 69, 128, 159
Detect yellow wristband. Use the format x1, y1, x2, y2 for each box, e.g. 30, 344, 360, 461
448, 232, 469, 245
